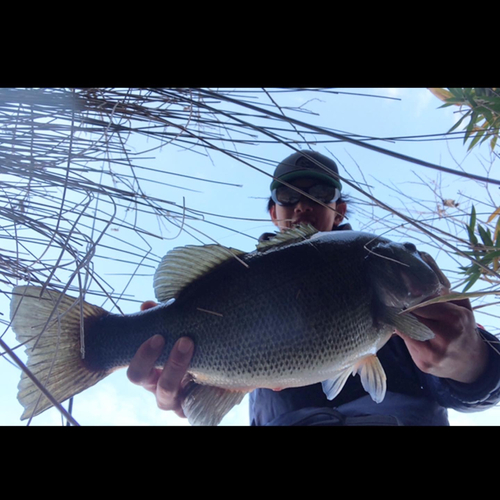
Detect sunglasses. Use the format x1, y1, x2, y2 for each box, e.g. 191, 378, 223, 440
271, 183, 340, 207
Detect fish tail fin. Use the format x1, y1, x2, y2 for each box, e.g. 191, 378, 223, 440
10, 285, 110, 421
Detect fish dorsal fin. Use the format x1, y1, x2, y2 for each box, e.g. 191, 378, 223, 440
256, 223, 319, 252
153, 244, 246, 303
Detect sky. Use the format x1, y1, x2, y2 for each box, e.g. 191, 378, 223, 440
1, 87, 499, 426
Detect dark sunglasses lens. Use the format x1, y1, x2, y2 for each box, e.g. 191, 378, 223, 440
273, 184, 338, 206
273, 186, 301, 206
309, 184, 337, 202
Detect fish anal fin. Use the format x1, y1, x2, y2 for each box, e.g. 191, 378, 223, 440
181, 382, 247, 426
352, 354, 387, 404
321, 367, 352, 402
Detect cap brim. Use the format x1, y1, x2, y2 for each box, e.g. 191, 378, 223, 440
270, 171, 342, 191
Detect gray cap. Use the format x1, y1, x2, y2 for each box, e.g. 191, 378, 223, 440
270, 151, 342, 191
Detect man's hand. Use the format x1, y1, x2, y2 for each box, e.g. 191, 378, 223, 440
395, 296, 489, 384
126, 301, 194, 418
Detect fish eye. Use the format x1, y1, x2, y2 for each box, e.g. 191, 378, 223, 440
403, 242, 417, 252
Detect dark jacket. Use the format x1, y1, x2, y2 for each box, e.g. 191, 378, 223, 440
250, 225, 500, 425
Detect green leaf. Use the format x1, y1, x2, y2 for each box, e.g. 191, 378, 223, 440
448, 111, 471, 134
467, 225, 478, 246
448, 88, 465, 99
492, 135, 498, 151
480, 108, 494, 126
477, 95, 500, 110
443, 97, 469, 105
463, 272, 481, 292
478, 249, 500, 265
470, 205, 477, 230
464, 122, 477, 145
485, 100, 500, 114
464, 111, 480, 136
466, 206, 478, 246
465, 91, 478, 108
462, 263, 480, 275
468, 129, 485, 151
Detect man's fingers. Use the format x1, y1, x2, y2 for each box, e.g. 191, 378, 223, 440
127, 334, 165, 387
140, 300, 158, 311
155, 337, 194, 411
127, 335, 194, 416
410, 298, 473, 321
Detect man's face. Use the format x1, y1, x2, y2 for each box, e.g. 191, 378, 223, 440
270, 178, 346, 232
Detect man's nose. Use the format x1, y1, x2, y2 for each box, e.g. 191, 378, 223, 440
294, 196, 314, 212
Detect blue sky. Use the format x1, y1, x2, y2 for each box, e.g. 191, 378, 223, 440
1, 88, 499, 426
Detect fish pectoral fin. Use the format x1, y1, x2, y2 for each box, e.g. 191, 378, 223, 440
352, 355, 387, 404
382, 306, 435, 341
181, 382, 247, 426
321, 367, 352, 402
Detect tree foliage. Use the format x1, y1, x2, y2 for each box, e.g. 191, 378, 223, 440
429, 87, 500, 151
430, 88, 500, 292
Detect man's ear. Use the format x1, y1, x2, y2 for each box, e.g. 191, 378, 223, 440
270, 204, 279, 227
333, 202, 347, 226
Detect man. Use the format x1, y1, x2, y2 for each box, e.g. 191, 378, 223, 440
127, 151, 500, 425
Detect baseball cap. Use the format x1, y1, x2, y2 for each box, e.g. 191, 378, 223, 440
270, 151, 342, 192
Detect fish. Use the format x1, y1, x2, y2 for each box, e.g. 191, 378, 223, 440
9, 225, 450, 425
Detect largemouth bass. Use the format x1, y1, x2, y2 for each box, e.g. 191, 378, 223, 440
10, 225, 449, 425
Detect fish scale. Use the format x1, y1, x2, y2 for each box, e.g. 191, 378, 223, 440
10, 226, 445, 425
